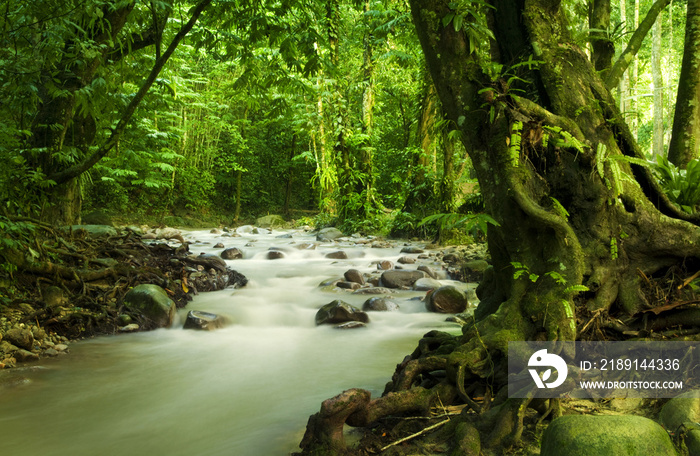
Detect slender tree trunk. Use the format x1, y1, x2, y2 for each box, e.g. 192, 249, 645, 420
668, 0, 700, 166
618, 0, 628, 114
652, 10, 665, 156
589, 0, 614, 74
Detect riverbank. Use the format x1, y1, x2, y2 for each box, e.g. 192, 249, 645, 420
0, 223, 249, 368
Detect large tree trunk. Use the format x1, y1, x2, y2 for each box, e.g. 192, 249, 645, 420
668, 0, 700, 166
298, 0, 700, 453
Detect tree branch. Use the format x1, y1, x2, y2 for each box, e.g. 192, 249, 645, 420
605, 0, 671, 90
49, 0, 212, 185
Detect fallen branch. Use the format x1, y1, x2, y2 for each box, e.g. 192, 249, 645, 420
380, 418, 451, 452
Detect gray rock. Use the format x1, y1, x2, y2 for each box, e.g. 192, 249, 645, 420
397, 256, 416, 264
344, 269, 365, 285
337, 281, 361, 290
334, 321, 367, 329
400, 246, 424, 254
413, 277, 442, 291
362, 297, 399, 311
183, 311, 227, 330
123, 284, 176, 328
256, 214, 286, 228
186, 253, 227, 272
442, 253, 460, 263
371, 241, 392, 249
276, 233, 293, 239
236, 225, 255, 234
417, 265, 438, 279
352, 287, 392, 295
316, 227, 344, 241
540, 415, 676, 456
295, 242, 317, 250
14, 349, 39, 362
380, 270, 425, 288
426, 286, 469, 313
44, 348, 59, 357
221, 247, 244, 260
377, 260, 394, 270
4, 328, 34, 351
267, 250, 285, 260
325, 250, 348, 259
315, 300, 369, 325
119, 324, 140, 332
214, 242, 225, 248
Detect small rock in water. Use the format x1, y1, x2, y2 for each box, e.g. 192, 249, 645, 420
376, 260, 393, 270
119, 324, 140, 332
344, 269, 365, 285
267, 250, 285, 260
221, 247, 244, 259
183, 311, 227, 331
334, 321, 367, 330
400, 246, 425, 254
362, 297, 399, 312
336, 281, 361, 290
397, 256, 416, 264
352, 287, 392, 295
426, 286, 469, 313
325, 251, 348, 259
214, 242, 225, 248
315, 300, 369, 325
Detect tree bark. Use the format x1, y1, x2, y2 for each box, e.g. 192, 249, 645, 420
668, 0, 700, 166
652, 10, 665, 156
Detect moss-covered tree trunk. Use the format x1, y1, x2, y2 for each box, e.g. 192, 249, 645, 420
298, 0, 700, 453
668, 0, 700, 166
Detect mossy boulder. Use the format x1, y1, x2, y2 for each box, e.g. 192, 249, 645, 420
256, 214, 286, 228
315, 300, 369, 326
426, 286, 469, 313
123, 284, 176, 328
541, 415, 677, 456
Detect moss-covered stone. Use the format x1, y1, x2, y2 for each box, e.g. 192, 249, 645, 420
123, 284, 176, 328
541, 415, 677, 456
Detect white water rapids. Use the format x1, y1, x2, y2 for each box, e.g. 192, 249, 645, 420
0, 228, 470, 455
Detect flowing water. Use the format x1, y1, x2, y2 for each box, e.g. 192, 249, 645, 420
0, 228, 470, 456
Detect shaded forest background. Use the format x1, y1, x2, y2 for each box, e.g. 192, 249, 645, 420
0, 0, 691, 237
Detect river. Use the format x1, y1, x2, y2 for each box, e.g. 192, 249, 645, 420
0, 228, 470, 455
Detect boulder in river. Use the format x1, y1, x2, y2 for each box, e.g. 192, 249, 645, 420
185, 253, 227, 272
352, 287, 392, 295
256, 214, 286, 228
183, 311, 228, 330
316, 227, 344, 241
123, 284, 176, 328
400, 246, 424, 254
380, 270, 425, 288
267, 250, 285, 260
413, 277, 442, 291
315, 300, 369, 325
426, 286, 469, 313
362, 297, 399, 312
221, 247, 244, 260
344, 269, 365, 285
325, 251, 348, 260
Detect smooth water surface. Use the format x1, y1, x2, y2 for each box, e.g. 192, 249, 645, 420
0, 228, 466, 455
